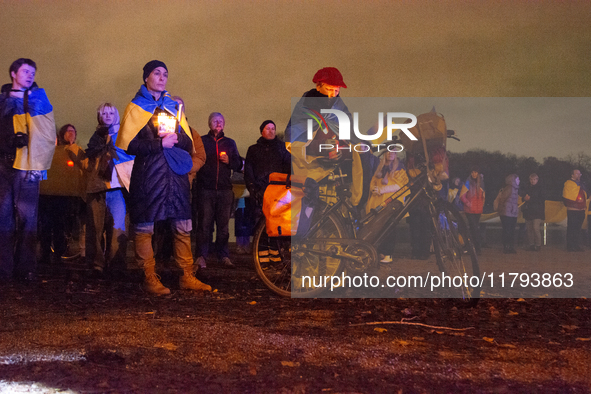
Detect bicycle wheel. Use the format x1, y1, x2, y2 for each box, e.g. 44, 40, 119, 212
431, 200, 480, 304
252, 212, 344, 297
252, 219, 292, 297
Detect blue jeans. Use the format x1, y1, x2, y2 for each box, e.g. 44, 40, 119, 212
0, 163, 40, 279
86, 189, 128, 270
196, 189, 234, 259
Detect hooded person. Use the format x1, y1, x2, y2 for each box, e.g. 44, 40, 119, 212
495, 173, 520, 254
115, 60, 210, 295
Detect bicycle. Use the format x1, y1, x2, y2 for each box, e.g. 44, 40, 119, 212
252, 129, 480, 304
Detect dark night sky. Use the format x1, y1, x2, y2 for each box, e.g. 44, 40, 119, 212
1, 0, 590, 160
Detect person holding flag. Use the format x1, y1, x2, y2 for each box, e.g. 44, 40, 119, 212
563, 169, 587, 252
116, 60, 210, 295
0, 58, 56, 282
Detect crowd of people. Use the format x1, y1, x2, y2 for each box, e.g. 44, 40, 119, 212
0, 58, 589, 294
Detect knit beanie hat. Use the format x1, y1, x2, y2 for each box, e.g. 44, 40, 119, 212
143, 60, 168, 82
259, 120, 276, 133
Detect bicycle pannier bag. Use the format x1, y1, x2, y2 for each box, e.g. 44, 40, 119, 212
263, 173, 317, 237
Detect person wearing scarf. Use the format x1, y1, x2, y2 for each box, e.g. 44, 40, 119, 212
0, 58, 56, 282
85, 103, 133, 275
460, 166, 485, 254
562, 169, 587, 252
115, 60, 210, 295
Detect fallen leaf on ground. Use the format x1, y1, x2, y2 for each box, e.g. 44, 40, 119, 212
374, 327, 387, 333
561, 325, 579, 331
281, 361, 300, 367
248, 301, 257, 305
213, 289, 218, 293
508, 311, 519, 316
392, 340, 410, 346
483, 337, 495, 343
575, 338, 590, 341
516, 298, 525, 302
154, 342, 178, 351
498, 343, 516, 348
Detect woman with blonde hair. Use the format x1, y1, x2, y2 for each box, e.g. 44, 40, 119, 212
366, 151, 409, 263
85, 102, 134, 276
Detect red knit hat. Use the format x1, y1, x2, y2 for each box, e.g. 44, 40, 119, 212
312, 67, 347, 88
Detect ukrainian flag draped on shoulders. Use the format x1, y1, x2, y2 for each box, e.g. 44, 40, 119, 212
7, 86, 56, 171
563, 179, 587, 209
115, 84, 192, 151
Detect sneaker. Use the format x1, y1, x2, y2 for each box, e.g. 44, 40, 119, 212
235, 246, 249, 255
221, 257, 236, 269
195, 256, 206, 269
380, 255, 393, 264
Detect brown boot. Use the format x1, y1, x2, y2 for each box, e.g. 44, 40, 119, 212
174, 231, 212, 292
145, 267, 171, 295
136, 232, 170, 296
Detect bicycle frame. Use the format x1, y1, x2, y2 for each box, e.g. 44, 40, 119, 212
303, 168, 434, 257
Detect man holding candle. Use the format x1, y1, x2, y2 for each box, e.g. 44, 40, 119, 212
194, 112, 241, 269
116, 60, 211, 295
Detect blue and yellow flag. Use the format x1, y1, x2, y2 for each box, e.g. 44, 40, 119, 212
563, 179, 585, 202
11, 88, 56, 171
116, 85, 192, 151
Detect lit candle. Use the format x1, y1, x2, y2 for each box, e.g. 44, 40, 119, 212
157, 113, 176, 134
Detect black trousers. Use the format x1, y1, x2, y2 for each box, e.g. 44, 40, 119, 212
464, 213, 482, 252
566, 210, 585, 250
500, 215, 517, 250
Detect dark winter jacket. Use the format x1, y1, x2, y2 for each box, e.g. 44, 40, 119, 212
244, 136, 291, 201
126, 115, 193, 224
195, 131, 241, 191
520, 182, 545, 221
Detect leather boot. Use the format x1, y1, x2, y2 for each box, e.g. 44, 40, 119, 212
136, 232, 170, 295
174, 231, 212, 292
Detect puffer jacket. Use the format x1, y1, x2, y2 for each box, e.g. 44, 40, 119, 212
460, 174, 485, 214
126, 116, 193, 224
496, 174, 520, 217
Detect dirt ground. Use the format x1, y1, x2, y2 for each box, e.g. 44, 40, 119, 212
0, 245, 590, 393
